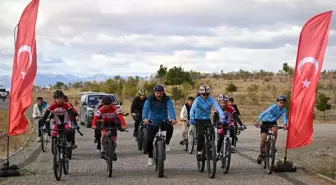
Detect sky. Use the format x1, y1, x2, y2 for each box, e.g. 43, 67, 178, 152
0, 0, 336, 77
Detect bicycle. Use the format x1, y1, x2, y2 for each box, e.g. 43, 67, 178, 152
102, 124, 128, 177
39, 119, 51, 152
134, 113, 148, 153
197, 122, 217, 179
186, 122, 197, 154
150, 120, 171, 178
259, 124, 283, 174
217, 124, 234, 174
51, 126, 83, 181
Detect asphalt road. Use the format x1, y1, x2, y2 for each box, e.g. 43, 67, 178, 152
0, 121, 333, 185
0, 99, 8, 109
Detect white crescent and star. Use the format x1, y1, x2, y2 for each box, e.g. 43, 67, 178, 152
17, 45, 33, 80
297, 57, 319, 88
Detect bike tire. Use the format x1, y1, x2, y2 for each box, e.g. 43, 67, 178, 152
63, 147, 70, 175
51, 137, 56, 155
142, 128, 149, 154
206, 140, 216, 178
233, 126, 237, 148
222, 137, 231, 174
107, 140, 114, 177
188, 130, 194, 154
41, 130, 46, 152
156, 140, 165, 178
137, 126, 143, 151
53, 142, 62, 181
266, 138, 276, 174
197, 142, 206, 172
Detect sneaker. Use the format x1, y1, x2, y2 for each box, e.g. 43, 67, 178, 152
112, 153, 117, 161
166, 145, 170, 152
196, 152, 203, 161
97, 144, 101, 150
100, 151, 105, 159
36, 137, 41, 142
148, 158, 154, 166
179, 140, 184, 145
257, 154, 263, 164
133, 131, 138, 138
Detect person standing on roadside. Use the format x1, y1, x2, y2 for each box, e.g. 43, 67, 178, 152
32, 97, 48, 142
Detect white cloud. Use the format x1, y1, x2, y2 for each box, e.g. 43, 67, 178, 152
0, 0, 335, 78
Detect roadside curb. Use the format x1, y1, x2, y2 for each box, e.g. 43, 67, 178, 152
0, 118, 41, 168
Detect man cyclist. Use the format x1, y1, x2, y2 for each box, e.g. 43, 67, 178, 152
130, 89, 147, 137
93, 96, 104, 151
214, 94, 243, 154
40, 90, 79, 148
142, 84, 176, 166
189, 85, 226, 161
254, 95, 287, 164
91, 96, 128, 159
179, 96, 194, 145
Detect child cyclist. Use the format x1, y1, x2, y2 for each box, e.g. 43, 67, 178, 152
91, 96, 128, 159
213, 94, 242, 154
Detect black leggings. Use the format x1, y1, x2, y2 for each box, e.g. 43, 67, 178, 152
146, 123, 174, 158
195, 119, 212, 152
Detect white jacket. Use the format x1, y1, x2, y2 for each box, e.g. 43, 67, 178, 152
180, 105, 189, 121
32, 102, 48, 119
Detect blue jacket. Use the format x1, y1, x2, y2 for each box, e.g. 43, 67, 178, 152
142, 93, 176, 125
190, 96, 226, 122
257, 104, 287, 125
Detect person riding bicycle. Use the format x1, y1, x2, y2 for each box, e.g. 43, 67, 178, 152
213, 94, 242, 154
189, 85, 226, 161
91, 96, 128, 159
40, 90, 79, 148
32, 97, 48, 142
93, 96, 104, 151
130, 89, 147, 137
227, 97, 245, 129
179, 96, 194, 145
254, 95, 288, 164
64, 95, 79, 149
142, 84, 176, 166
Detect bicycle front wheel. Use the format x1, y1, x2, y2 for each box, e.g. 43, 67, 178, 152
188, 130, 194, 154
156, 140, 165, 178
265, 138, 276, 174
206, 140, 216, 178
222, 137, 231, 174
53, 143, 62, 181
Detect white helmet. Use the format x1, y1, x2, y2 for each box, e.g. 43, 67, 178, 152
199, 85, 210, 94
218, 94, 229, 101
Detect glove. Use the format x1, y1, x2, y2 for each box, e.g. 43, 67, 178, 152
189, 119, 196, 125
73, 125, 79, 129
241, 125, 247, 130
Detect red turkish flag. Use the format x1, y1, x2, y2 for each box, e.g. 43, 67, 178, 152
8, 0, 40, 136
286, 11, 332, 149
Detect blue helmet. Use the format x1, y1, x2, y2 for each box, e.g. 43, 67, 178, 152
153, 84, 165, 92
276, 95, 286, 102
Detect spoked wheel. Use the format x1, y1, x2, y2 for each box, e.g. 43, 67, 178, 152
63, 147, 70, 175
156, 140, 165, 178
107, 140, 114, 177
40, 129, 47, 152
142, 128, 148, 154
222, 137, 231, 174
188, 130, 194, 154
197, 143, 206, 172
206, 140, 216, 178
265, 139, 276, 174
53, 144, 62, 181
137, 127, 143, 151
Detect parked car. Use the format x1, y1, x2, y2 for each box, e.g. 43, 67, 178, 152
79, 92, 122, 128
0, 88, 7, 102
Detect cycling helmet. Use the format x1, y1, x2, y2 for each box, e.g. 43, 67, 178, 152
102, 96, 112, 105
228, 97, 234, 102
199, 85, 210, 94
153, 84, 165, 92
218, 94, 224, 101
53, 90, 65, 99
138, 89, 146, 96
276, 95, 286, 102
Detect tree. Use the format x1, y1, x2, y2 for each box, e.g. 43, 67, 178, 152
170, 87, 184, 108
316, 92, 332, 121
165, 66, 193, 86
226, 82, 237, 96
54, 81, 65, 89
282, 62, 294, 80
156, 64, 167, 83
143, 81, 157, 94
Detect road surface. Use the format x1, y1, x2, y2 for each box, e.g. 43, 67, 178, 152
0, 122, 333, 185
0, 99, 8, 109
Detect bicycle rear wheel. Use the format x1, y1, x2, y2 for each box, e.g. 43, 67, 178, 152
142, 127, 149, 154
265, 138, 276, 174
53, 142, 62, 181
107, 140, 114, 177
206, 140, 216, 178
222, 137, 231, 174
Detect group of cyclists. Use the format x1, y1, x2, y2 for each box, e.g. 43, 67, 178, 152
33, 83, 288, 176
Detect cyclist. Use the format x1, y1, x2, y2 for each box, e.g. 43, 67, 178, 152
130, 89, 147, 137
142, 84, 176, 166
254, 95, 288, 164
91, 96, 128, 159
93, 96, 104, 151
40, 90, 79, 148
189, 85, 226, 161
214, 94, 243, 154
228, 97, 245, 129
64, 95, 79, 149
179, 96, 194, 145
32, 97, 48, 142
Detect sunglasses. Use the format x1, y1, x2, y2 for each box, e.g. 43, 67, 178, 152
201, 93, 209, 96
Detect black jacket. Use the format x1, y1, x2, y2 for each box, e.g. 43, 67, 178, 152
130, 96, 147, 114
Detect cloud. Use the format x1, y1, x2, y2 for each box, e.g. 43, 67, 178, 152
0, 0, 335, 77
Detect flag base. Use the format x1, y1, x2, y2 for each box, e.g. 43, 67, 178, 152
0, 162, 20, 177
274, 160, 297, 172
